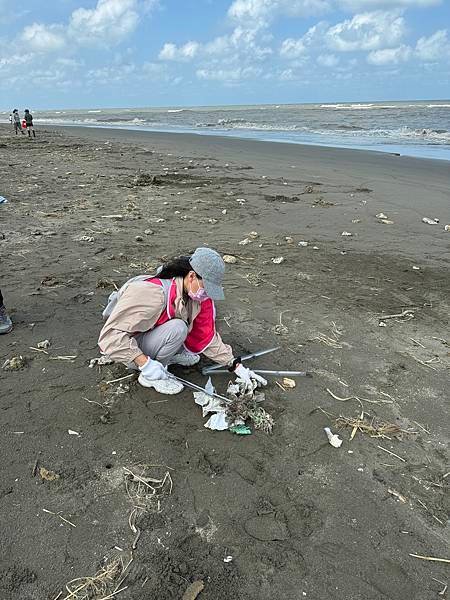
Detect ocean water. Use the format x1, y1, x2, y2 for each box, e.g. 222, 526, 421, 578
2, 101, 450, 161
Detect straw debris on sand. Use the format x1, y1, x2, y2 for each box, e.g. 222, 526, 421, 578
335, 414, 415, 440
56, 555, 127, 600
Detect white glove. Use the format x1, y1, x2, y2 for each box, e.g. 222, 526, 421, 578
234, 363, 268, 392
139, 358, 169, 381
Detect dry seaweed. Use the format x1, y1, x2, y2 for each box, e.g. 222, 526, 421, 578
335, 415, 415, 440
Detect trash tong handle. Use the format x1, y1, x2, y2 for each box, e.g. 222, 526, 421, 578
202, 346, 281, 375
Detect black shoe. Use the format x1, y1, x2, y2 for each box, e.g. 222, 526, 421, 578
0, 305, 13, 334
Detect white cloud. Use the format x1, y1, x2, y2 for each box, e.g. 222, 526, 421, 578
367, 44, 412, 64
415, 29, 450, 61
338, 0, 441, 9
280, 22, 327, 57
68, 0, 140, 46
326, 10, 405, 51
21, 23, 66, 52
159, 41, 200, 61
228, 0, 331, 27
280, 38, 307, 58
196, 65, 262, 81
279, 67, 295, 80
159, 26, 272, 69
0, 54, 34, 69
317, 53, 339, 66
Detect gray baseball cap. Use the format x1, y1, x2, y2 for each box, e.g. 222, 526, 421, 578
190, 247, 225, 300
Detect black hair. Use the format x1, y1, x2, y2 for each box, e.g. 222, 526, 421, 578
157, 255, 202, 280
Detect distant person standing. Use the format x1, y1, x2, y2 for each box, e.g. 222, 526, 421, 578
0, 289, 13, 334
24, 109, 36, 138
12, 109, 24, 135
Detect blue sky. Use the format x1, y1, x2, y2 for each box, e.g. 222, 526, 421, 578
1, 0, 449, 108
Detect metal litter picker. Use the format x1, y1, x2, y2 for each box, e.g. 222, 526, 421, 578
202, 346, 312, 378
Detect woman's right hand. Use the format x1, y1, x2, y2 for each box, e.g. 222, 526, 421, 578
138, 357, 169, 381
234, 363, 267, 392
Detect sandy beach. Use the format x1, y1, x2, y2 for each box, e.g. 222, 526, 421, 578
0, 123, 449, 599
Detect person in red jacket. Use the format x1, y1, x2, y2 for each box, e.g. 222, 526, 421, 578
99, 247, 267, 395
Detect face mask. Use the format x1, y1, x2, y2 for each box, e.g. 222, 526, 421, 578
189, 288, 207, 302
188, 276, 208, 302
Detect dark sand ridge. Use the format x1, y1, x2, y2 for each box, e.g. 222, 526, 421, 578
0, 124, 449, 600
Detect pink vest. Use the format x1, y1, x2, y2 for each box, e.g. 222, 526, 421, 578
146, 277, 216, 353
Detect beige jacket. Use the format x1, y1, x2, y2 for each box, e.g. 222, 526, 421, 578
98, 277, 234, 365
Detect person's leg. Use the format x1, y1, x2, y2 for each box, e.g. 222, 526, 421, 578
32, 127, 36, 138
0, 289, 13, 334
137, 319, 188, 366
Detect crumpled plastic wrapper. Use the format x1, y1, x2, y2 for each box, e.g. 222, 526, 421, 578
193, 378, 230, 430
204, 412, 229, 431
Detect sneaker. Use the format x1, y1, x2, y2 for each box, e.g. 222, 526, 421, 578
168, 349, 200, 367
0, 305, 13, 334
138, 374, 184, 395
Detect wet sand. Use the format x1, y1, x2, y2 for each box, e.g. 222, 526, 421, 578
0, 124, 449, 600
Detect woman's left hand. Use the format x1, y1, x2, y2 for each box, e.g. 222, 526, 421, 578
234, 363, 267, 392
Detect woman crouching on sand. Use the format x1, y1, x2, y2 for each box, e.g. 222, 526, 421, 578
98, 247, 267, 395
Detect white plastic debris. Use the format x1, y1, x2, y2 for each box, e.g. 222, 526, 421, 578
68, 429, 80, 436
226, 382, 241, 396
412, 266, 420, 270
298, 241, 308, 247
222, 209, 227, 215
202, 397, 225, 418
272, 256, 285, 264
248, 231, 259, 239
380, 219, 394, 224
37, 339, 51, 349
422, 217, 439, 225
376, 212, 388, 219
89, 356, 114, 368
285, 236, 294, 244
193, 377, 214, 407
324, 427, 343, 448
236, 198, 246, 204
224, 556, 233, 563
239, 238, 251, 245
204, 412, 229, 431
444, 225, 450, 232
341, 231, 353, 237
0, 196, 9, 204
223, 255, 237, 264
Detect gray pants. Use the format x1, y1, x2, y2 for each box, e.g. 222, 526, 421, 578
135, 319, 188, 366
